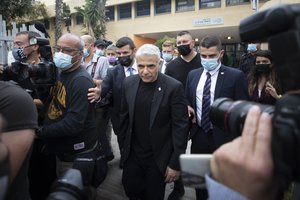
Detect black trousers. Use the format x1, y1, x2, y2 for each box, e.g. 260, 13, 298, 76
191, 126, 216, 200
28, 139, 57, 200
95, 107, 113, 157
122, 153, 166, 200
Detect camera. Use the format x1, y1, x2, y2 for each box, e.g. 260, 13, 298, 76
209, 97, 274, 138
47, 169, 84, 200
209, 3, 300, 195
2, 61, 56, 86
0, 37, 56, 99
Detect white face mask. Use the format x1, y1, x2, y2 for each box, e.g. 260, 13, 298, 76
201, 58, 219, 71
53, 52, 74, 71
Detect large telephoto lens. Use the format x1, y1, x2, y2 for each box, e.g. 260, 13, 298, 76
209, 98, 274, 138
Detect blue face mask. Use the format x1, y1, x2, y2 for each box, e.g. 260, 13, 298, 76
201, 58, 219, 71
95, 49, 105, 56
247, 44, 257, 52
162, 53, 173, 62
83, 48, 90, 58
53, 52, 74, 71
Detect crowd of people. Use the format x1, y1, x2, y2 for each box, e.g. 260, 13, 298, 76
0, 28, 298, 200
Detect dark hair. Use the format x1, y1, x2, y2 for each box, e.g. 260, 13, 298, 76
116, 37, 135, 50
200, 35, 222, 51
248, 50, 281, 96
16, 31, 41, 43
177, 31, 191, 37
255, 50, 272, 62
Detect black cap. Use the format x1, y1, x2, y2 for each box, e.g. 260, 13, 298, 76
94, 39, 106, 47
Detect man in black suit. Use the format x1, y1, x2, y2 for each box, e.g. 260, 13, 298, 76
165, 30, 202, 200
99, 37, 138, 151
119, 44, 189, 200
185, 35, 249, 200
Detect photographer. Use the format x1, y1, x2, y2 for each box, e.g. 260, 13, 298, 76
1, 31, 42, 102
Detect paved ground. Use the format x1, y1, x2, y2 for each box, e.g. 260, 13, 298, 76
96, 133, 196, 200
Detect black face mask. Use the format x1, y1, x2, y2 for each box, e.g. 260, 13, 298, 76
119, 55, 133, 67
177, 44, 192, 56
255, 64, 271, 74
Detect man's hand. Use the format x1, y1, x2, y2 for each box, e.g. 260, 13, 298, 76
88, 81, 101, 103
211, 106, 275, 200
165, 166, 180, 183
187, 105, 196, 123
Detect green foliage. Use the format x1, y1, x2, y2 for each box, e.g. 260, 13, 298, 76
0, 0, 32, 23
74, 0, 107, 38
63, 2, 71, 32
154, 36, 176, 51
62, 2, 71, 19
23, 2, 49, 23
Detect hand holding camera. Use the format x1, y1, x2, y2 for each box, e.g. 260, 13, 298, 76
211, 106, 275, 200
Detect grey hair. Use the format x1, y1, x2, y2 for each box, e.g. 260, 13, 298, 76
136, 44, 161, 63
106, 44, 117, 51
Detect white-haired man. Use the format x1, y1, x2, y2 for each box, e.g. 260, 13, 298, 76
119, 44, 189, 200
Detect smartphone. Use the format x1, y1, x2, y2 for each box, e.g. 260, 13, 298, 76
179, 154, 212, 189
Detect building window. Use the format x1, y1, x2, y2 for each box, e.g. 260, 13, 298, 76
226, 0, 250, 6
136, 0, 150, 17
200, 0, 221, 8
176, 0, 195, 12
75, 14, 84, 25
119, 3, 131, 19
106, 6, 115, 21
155, 0, 171, 15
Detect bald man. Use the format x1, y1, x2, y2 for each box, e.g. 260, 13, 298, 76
36, 33, 99, 176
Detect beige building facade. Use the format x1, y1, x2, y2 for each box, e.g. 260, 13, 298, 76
41, 0, 299, 43
40, 0, 299, 66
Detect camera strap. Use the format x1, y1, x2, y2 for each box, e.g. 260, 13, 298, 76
91, 57, 100, 78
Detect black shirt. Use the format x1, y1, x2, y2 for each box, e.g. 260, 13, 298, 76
132, 80, 157, 159
42, 66, 97, 154
0, 81, 38, 200
165, 53, 201, 87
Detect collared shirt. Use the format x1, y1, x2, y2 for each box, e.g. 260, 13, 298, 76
123, 59, 138, 77
196, 63, 221, 126
83, 54, 109, 80
160, 60, 169, 74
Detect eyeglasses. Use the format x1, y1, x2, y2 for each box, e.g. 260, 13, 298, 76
52, 46, 81, 55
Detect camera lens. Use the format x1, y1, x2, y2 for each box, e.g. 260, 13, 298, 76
210, 98, 274, 138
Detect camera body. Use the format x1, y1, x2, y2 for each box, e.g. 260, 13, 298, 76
1, 37, 56, 99
210, 4, 300, 194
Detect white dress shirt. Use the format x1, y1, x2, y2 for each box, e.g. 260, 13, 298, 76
196, 63, 221, 126
123, 59, 138, 77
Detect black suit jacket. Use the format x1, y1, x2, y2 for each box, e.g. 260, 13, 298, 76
119, 73, 189, 173
101, 64, 126, 135
185, 65, 249, 149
